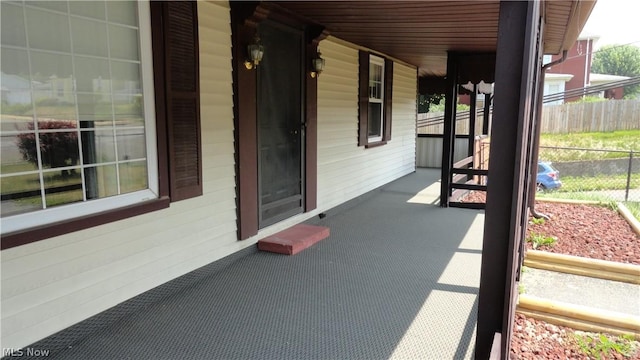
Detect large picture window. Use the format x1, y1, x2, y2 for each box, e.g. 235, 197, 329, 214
358, 51, 393, 147
0, 1, 158, 234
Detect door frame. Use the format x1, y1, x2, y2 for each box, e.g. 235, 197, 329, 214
231, 2, 327, 240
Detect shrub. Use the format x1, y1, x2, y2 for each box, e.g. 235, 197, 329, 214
16, 121, 79, 175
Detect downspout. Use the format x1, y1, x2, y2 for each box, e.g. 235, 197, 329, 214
543, 49, 568, 71
529, 50, 568, 219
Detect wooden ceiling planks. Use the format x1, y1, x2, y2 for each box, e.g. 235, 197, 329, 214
271, 1, 593, 77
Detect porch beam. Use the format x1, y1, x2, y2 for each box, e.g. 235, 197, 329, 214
439, 53, 458, 207
475, 1, 541, 359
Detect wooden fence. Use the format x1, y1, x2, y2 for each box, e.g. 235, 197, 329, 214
540, 100, 640, 133
417, 99, 639, 135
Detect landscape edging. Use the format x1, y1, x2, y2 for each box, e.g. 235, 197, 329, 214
517, 294, 640, 340
524, 250, 640, 284
617, 202, 640, 236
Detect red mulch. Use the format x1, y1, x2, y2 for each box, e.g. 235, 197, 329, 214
510, 313, 640, 360
462, 191, 640, 359
526, 201, 639, 265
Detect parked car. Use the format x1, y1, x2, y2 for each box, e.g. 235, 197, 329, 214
537, 161, 561, 191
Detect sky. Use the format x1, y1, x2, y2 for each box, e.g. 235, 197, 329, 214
581, 0, 640, 49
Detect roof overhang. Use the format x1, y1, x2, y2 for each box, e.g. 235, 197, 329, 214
272, 1, 596, 77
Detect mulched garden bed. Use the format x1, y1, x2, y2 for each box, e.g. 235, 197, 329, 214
462, 191, 640, 359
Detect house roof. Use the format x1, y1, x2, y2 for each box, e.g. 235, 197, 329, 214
545, 73, 574, 82
273, 1, 596, 77
590, 73, 631, 84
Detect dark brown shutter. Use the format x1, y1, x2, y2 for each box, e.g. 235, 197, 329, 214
357, 50, 369, 146
164, 2, 202, 201
383, 58, 393, 141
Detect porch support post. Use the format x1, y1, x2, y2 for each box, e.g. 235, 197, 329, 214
475, 1, 541, 359
467, 84, 477, 181
468, 84, 477, 157
439, 52, 458, 207
527, 69, 546, 209
483, 93, 491, 135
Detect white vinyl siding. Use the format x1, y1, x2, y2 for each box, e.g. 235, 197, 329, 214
0, 1, 239, 350
316, 37, 416, 210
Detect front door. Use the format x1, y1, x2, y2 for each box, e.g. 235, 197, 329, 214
257, 20, 304, 227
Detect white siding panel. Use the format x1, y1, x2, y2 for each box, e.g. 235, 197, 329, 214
316, 37, 417, 212
1, 1, 240, 350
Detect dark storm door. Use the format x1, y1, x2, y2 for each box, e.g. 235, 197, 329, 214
257, 20, 305, 227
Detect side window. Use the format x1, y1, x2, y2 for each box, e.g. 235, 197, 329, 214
368, 56, 385, 142
358, 51, 393, 147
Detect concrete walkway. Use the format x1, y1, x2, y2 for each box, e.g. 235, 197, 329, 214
521, 267, 640, 317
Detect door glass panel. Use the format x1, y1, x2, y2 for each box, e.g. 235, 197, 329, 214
257, 21, 303, 225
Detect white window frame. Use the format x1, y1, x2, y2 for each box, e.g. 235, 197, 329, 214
368, 55, 385, 142
1, 1, 158, 234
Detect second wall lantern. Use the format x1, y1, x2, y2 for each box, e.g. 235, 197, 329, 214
245, 35, 264, 70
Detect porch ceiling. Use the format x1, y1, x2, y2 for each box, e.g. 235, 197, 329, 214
273, 1, 596, 77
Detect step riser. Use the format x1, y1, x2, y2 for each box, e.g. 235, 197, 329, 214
258, 224, 330, 255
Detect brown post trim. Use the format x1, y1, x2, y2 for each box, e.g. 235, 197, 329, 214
468, 84, 477, 159
304, 28, 328, 212
483, 93, 491, 135
305, 47, 318, 212
232, 3, 260, 240
475, 2, 540, 359
440, 52, 458, 207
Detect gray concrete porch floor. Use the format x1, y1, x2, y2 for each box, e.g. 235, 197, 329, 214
18, 169, 486, 360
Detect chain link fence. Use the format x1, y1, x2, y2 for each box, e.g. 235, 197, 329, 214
537, 146, 640, 203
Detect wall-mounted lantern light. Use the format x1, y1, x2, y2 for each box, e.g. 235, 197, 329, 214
310, 50, 325, 78
244, 36, 264, 70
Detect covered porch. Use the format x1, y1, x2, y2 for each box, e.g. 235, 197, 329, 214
24, 169, 485, 359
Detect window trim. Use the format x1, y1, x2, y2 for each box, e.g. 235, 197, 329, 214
358, 50, 393, 148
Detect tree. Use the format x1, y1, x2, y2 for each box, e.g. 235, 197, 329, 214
591, 44, 640, 99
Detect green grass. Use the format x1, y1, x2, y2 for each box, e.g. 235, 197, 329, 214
556, 174, 640, 192
539, 130, 640, 161
540, 130, 640, 152
623, 201, 640, 221
536, 191, 617, 204
526, 233, 557, 249
574, 333, 636, 359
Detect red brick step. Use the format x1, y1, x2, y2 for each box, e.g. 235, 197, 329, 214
258, 224, 330, 255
